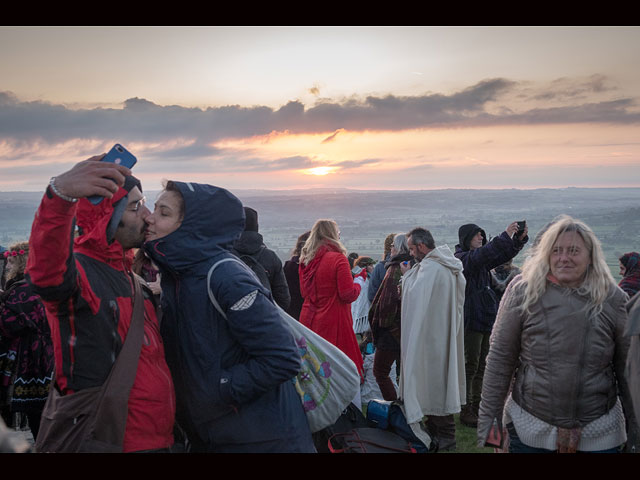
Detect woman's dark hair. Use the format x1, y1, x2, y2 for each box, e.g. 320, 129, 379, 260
293, 231, 311, 257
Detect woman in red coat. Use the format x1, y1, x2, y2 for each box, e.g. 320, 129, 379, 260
299, 220, 365, 393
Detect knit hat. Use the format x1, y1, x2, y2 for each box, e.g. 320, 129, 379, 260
106, 175, 143, 244
458, 223, 486, 251
243, 207, 259, 232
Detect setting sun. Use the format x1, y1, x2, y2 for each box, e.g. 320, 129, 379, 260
306, 166, 336, 176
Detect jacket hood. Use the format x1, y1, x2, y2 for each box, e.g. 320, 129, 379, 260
457, 223, 486, 251
233, 230, 264, 255
425, 245, 464, 275
299, 243, 340, 301
144, 181, 245, 275
621, 252, 640, 276
73, 177, 140, 268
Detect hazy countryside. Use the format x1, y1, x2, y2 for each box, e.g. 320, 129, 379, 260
2, 187, 639, 283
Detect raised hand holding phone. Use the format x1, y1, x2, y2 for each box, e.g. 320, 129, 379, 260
88, 144, 137, 204
50, 152, 133, 203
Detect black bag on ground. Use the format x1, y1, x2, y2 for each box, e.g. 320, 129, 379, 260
328, 427, 417, 453
314, 402, 417, 454
312, 402, 370, 453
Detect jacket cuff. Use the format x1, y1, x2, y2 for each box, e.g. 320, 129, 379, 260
45, 185, 79, 215
513, 234, 529, 249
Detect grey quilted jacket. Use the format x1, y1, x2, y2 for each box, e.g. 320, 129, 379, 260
477, 275, 634, 445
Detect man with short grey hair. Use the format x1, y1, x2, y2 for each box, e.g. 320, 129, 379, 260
398, 227, 466, 452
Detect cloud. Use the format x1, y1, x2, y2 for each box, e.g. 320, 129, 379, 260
2, 76, 638, 148
531, 74, 617, 101
332, 158, 381, 170
322, 129, 345, 143
1, 75, 639, 182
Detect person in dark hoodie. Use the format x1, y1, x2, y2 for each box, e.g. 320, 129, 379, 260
232, 207, 291, 311
143, 181, 315, 453
283, 231, 311, 320
455, 221, 528, 428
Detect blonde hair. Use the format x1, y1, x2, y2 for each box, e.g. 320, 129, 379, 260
300, 219, 347, 266
5, 240, 29, 282
519, 215, 615, 317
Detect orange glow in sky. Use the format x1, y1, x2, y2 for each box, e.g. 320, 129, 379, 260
1, 27, 639, 191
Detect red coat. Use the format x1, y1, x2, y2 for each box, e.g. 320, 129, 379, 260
299, 244, 364, 378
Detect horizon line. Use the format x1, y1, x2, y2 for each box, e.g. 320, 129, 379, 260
2, 185, 640, 194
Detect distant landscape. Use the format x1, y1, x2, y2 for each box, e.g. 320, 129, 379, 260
2, 187, 639, 283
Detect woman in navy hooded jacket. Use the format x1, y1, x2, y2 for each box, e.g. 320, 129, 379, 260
143, 181, 315, 453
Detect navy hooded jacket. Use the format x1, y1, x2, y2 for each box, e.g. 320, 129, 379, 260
144, 182, 314, 452
454, 224, 528, 333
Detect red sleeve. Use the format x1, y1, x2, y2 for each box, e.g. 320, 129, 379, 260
335, 254, 361, 304
25, 187, 79, 301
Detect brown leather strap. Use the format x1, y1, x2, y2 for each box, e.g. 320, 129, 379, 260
92, 274, 146, 447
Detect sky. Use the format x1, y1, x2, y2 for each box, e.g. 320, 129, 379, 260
1, 26, 640, 192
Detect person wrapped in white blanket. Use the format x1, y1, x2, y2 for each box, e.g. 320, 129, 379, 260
399, 227, 466, 452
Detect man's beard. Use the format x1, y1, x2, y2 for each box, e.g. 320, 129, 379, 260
117, 221, 147, 249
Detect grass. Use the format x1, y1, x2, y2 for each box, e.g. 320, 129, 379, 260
449, 414, 494, 454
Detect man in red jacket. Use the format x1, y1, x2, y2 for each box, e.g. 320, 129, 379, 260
25, 155, 176, 452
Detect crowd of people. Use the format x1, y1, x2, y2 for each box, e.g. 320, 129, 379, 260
0, 153, 639, 454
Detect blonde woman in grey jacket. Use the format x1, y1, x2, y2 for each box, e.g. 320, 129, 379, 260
477, 215, 636, 453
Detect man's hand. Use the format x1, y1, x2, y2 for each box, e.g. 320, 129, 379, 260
506, 221, 528, 242
505, 222, 519, 238
147, 275, 162, 296
52, 155, 132, 200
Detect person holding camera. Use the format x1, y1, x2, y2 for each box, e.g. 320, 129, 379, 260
25, 156, 176, 452
455, 221, 528, 428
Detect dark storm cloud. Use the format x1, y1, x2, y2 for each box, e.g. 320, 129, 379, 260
1, 76, 639, 168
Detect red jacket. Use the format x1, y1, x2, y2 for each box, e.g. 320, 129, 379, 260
299, 244, 364, 378
26, 186, 175, 452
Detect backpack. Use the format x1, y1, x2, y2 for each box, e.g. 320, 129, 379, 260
235, 246, 271, 291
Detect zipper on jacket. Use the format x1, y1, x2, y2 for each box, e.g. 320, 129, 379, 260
109, 299, 119, 363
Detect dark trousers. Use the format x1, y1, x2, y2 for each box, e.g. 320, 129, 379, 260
423, 414, 456, 444
464, 329, 491, 406
372, 348, 400, 401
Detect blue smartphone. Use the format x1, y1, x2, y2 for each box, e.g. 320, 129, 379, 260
88, 144, 137, 205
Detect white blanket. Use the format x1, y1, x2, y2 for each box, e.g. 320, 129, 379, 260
399, 245, 466, 428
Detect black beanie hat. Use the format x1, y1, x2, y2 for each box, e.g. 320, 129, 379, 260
243, 207, 259, 232
458, 223, 486, 251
